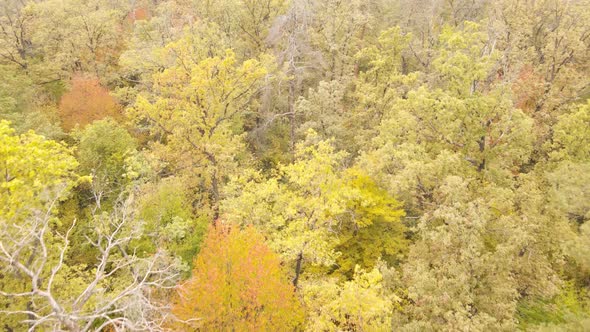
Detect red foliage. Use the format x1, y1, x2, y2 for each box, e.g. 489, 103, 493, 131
172, 224, 304, 331
58, 76, 121, 131
512, 64, 545, 112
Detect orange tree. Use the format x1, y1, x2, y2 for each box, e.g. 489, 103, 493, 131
58, 75, 120, 131
172, 224, 304, 331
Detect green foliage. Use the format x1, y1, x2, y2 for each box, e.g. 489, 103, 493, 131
0, 66, 34, 124
397, 177, 519, 331
297, 80, 350, 151
76, 118, 137, 207
136, 178, 207, 269
360, 25, 534, 211
31, 0, 129, 81
546, 162, 590, 223
191, 0, 288, 58
566, 222, 590, 276
432, 22, 497, 96
0, 65, 63, 137
518, 281, 590, 330
118, 19, 231, 104
349, 26, 418, 148
550, 101, 590, 162
0, 121, 82, 329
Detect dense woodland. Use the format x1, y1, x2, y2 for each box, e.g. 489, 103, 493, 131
1, 0, 590, 330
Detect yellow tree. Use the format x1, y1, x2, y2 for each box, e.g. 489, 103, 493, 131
303, 265, 395, 331
129, 49, 268, 217
0, 120, 79, 330
222, 132, 406, 284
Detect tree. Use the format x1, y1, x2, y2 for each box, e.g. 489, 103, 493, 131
486, 0, 590, 163
31, 0, 129, 81
0, 65, 34, 125
296, 80, 351, 152
333, 168, 409, 277
492, 0, 590, 116
0, 121, 179, 331
58, 76, 121, 131
135, 177, 208, 270
0, 0, 130, 85
0, 0, 37, 72
222, 132, 406, 284
3, 1, 590, 329
191, 0, 289, 58
129, 49, 268, 217
262, 0, 316, 160
0, 196, 180, 331
307, 0, 376, 80
118, 17, 230, 106
396, 173, 573, 330
548, 101, 590, 163
357, 22, 569, 330
171, 224, 304, 331
0, 63, 63, 138
0, 118, 81, 329
360, 22, 532, 213
303, 265, 394, 331
397, 177, 518, 331
75, 118, 137, 210
0, 118, 78, 239
348, 26, 417, 151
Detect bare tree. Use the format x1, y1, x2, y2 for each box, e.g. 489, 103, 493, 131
0, 193, 180, 331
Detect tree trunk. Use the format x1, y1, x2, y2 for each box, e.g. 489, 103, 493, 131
292, 251, 303, 287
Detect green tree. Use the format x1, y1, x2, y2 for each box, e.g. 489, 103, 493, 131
492, 0, 590, 116
76, 118, 136, 209
135, 177, 208, 270
397, 177, 518, 331
118, 18, 230, 105
31, 0, 129, 81
348, 26, 417, 151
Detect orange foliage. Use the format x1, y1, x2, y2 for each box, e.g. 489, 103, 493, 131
126, 6, 150, 23
172, 224, 304, 331
58, 76, 121, 131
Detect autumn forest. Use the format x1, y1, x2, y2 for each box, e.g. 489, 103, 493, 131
1, 0, 590, 330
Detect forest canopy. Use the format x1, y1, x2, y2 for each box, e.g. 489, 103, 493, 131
1, 0, 590, 330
